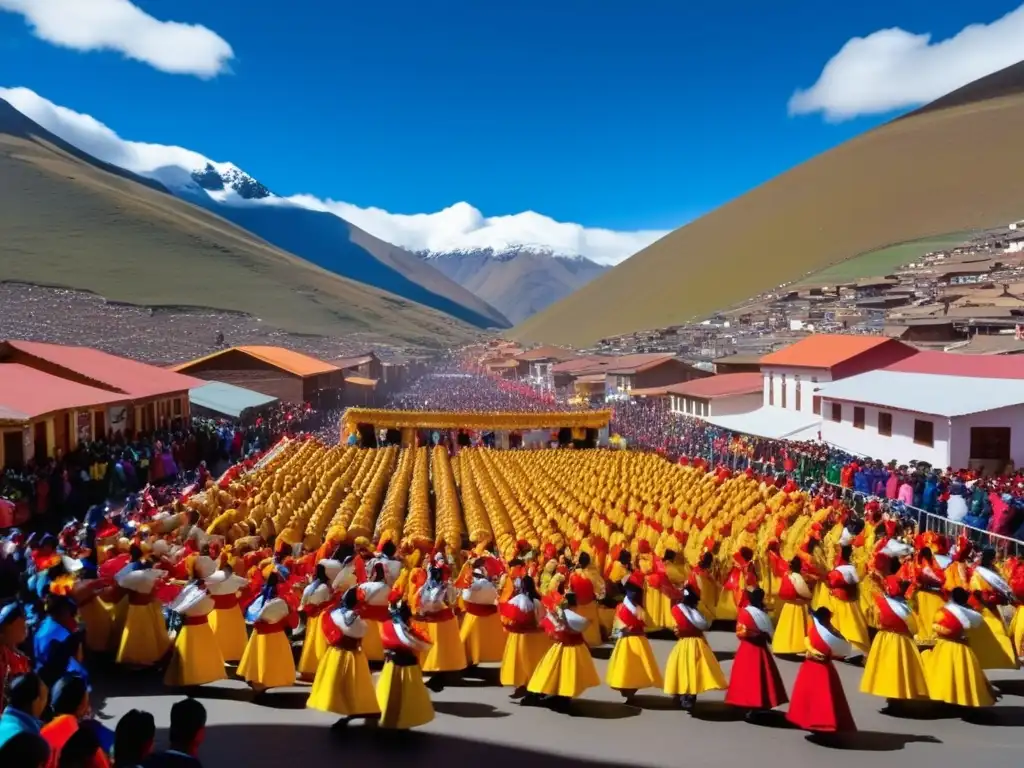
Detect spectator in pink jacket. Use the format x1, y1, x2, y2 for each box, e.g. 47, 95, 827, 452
885, 471, 899, 500
897, 478, 914, 506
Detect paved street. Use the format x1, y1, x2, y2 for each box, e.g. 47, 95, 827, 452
92, 630, 1024, 768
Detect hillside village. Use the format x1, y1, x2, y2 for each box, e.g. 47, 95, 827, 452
587, 222, 1024, 364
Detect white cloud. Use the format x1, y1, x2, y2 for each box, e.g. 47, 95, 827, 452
0, 0, 233, 78
0, 86, 666, 265
789, 5, 1024, 120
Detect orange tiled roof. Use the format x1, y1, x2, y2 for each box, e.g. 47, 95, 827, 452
760, 335, 896, 370
171, 346, 338, 378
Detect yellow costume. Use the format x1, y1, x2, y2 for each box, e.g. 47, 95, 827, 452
923, 603, 994, 708
377, 618, 435, 729
417, 582, 468, 673
238, 596, 297, 689
772, 571, 811, 656
115, 568, 171, 667
606, 599, 663, 693
663, 603, 726, 697
528, 608, 600, 698
297, 582, 333, 680
460, 577, 506, 664
206, 572, 250, 663
307, 607, 380, 719
860, 591, 929, 701
967, 567, 1018, 670
499, 594, 552, 688
164, 585, 227, 687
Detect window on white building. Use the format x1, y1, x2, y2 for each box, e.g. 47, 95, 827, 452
878, 412, 892, 437
914, 419, 934, 448
830, 402, 842, 423
853, 407, 865, 430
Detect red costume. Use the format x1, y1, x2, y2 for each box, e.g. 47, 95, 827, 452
725, 605, 788, 710
786, 615, 856, 733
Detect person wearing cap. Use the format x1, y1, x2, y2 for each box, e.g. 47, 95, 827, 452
0, 602, 31, 712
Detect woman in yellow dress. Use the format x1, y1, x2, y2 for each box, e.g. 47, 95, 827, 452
715, 547, 757, 623
966, 548, 1019, 670
499, 575, 551, 696
376, 601, 435, 729
416, 566, 467, 691
296, 565, 334, 681
606, 577, 663, 701
825, 544, 870, 657
355, 564, 390, 663
772, 557, 812, 656
115, 563, 171, 667
459, 560, 505, 665
923, 587, 995, 708
307, 587, 381, 725
663, 586, 726, 711
686, 550, 719, 622
911, 547, 947, 647
647, 549, 688, 630
860, 557, 929, 709
164, 581, 226, 687
525, 592, 601, 712
238, 574, 298, 692
205, 565, 249, 663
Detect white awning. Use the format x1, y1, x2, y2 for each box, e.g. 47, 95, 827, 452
705, 407, 820, 440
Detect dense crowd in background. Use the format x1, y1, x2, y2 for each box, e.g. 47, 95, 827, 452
387, 368, 561, 412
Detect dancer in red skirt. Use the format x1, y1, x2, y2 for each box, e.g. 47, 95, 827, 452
786, 606, 856, 733
725, 588, 789, 721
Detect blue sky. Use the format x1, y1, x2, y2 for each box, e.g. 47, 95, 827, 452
1, 0, 1022, 246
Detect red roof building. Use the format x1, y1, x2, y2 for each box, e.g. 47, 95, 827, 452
883, 350, 1024, 379
631, 373, 764, 419
0, 363, 131, 467
0, 340, 202, 441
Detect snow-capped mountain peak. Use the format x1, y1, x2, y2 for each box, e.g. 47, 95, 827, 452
190, 162, 273, 200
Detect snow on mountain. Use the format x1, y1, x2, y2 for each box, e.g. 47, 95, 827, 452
0, 86, 668, 267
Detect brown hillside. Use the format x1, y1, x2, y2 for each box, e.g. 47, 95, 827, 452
0, 98, 483, 350
512, 60, 1024, 346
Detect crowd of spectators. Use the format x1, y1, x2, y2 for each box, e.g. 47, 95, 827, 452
387, 368, 562, 413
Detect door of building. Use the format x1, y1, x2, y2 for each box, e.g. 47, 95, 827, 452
969, 426, 1012, 472
3, 431, 24, 468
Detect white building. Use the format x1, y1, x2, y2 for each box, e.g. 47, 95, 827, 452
817, 370, 1024, 471
660, 373, 763, 419
706, 334, 917, 440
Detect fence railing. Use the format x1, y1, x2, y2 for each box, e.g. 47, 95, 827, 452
821, 481, 1024, 559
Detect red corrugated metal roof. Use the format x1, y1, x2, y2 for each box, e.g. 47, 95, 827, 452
884, 350, 1024, 379
514, 345, 579, 362
760, 335, 902, 370
334, 355, 374, 370
0, 363, 128, 421
4, 340, 202, 399
663, 372, 764, 399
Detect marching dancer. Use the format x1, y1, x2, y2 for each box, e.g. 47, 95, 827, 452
826, 545, 870, 657
499, 575, 550, 697
417, 565, 467, 692
307, 588, 381, 726
115, 562, 170, 668
772, 557, 812, 656
568, 553, 604, 647
356, 563, 392, 663
663, 586, 726, 711
923, 587, 994, 708
606, 575, 663, 702
860, 555, 930, 708
297, 564, 334, 681
715, 546, 757, 622
786, 607, 856, 733
376, 602, 435, 730
205, 565, 249, 663
725, 588, 788, 720
967, 548, 1018, 670
526, 593, 600, 712
459, 559, 505, 665
237, 572, 298, 693
164, 580, 226, 687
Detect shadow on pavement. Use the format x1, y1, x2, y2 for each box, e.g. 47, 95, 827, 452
434, 701, 511, 719
806, 732, 942, 751
589, 646, 613, 661
712, 650, 736, 663
961, 705, 1024, 727
993, 679, 1024, 698
567, 699, 641, 719
186, 723, 648, 768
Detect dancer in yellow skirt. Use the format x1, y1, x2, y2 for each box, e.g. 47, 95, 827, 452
377, 602, 435, 730
355, 565, 391, 664
568, 553, 604, 647
923, 588, 995, 708
526, 592, 600, 712
205, 565, 249, 663
646, 549, 687, 630
499, 575, 551, 696
417, 565, 467, 691
966, 549, 1019, 670
715, 547, 757, 622
164, 582, 226, 687
459, 560, 505, 665
860, 559, 929, 709
307, 588, 380, 726
686, 550, 719, 622
773, 558, 811, 656
297, 564, 334, 681
1009, 558, 1024, 662
825, 545, 870, 657
606, 576, 663, 701
663, 586, 726, 711
115, 564, 170, 668
238, 574, 298, 692
911, 546, 947, 647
